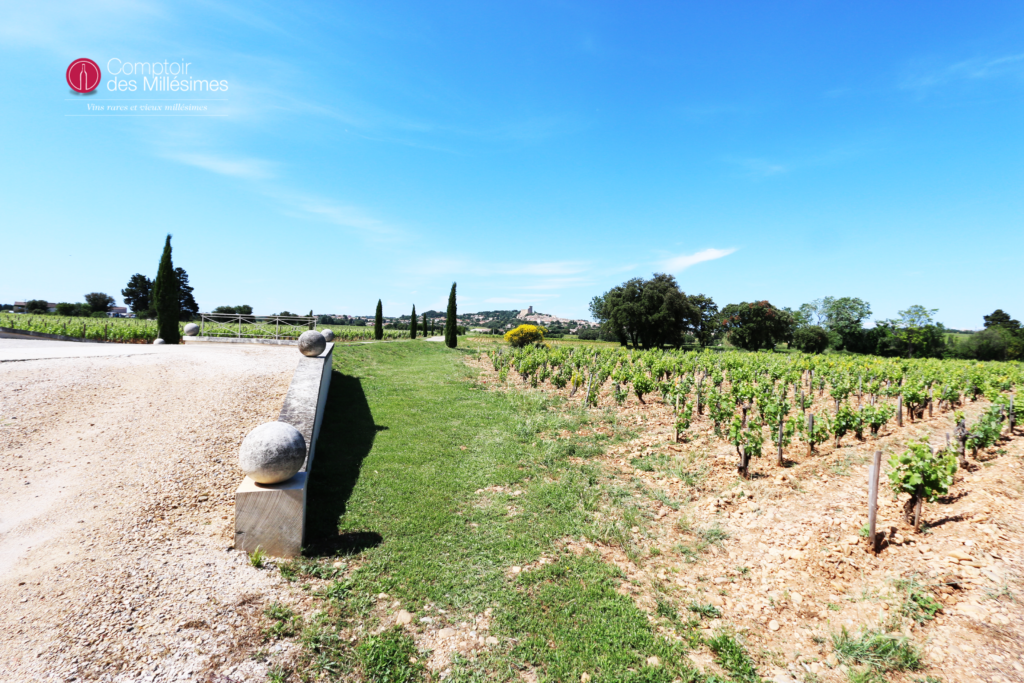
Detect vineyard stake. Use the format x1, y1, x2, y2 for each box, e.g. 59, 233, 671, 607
1011, 397, 1016, 434
674, 395, 679, 442
777, 418, 784, 467
896, 395, 903, 427
807, 413, 814, 456
868, 450, 882, 554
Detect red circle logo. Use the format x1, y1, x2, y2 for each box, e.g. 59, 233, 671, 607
66, 58, 101, 93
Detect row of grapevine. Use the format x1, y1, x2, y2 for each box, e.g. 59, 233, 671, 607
487, 345, 1021, 479
0, 315, 414, 344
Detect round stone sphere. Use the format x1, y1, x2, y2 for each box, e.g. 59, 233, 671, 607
321, 328, 335, 342
298, 330, 327, 357
184, 323, 200, 336
239, 422, 307, 484
153, 338, 165, 345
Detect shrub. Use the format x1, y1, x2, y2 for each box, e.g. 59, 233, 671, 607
504, 324, 546, 347
577, 328, 600, 340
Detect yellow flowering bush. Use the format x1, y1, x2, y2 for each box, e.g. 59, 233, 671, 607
504, 324, 546, 347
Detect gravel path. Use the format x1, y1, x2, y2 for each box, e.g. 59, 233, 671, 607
0, 343, 300, 682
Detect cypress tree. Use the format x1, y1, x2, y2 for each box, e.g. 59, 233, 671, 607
445, 282, 457, 348
374, 299, 383, 340
152, 234, 181, 343
423, 312, 428, 336
410, 304, 418, 339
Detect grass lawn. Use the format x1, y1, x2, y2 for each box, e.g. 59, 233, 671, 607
273, 342, 757, 682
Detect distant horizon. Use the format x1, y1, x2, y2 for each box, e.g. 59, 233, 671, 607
3, 2, 1022, 329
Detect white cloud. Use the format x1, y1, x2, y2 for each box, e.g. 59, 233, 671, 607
901, 53, 1024, 94
662, 248, 737, 272
163, 152, 276, 180
733, 158, 787, 178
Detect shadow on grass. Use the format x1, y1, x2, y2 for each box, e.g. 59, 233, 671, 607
305, 369, 383, 555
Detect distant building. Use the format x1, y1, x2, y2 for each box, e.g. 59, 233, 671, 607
518, 306, 534, 317
107, 307, 128, 317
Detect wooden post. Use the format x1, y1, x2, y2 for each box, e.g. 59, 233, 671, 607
800, 389, 805, 415
1011, 397, 1016, 434
928, 388, 933, 418
807, 413, 814, 456
674, 395, 679, 442
868, 450, 882, 553
896, 395, 903, 427
777, 418, 785, 467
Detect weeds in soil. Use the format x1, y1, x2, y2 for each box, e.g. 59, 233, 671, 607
894, 577, 942, 624
688, 602, 722, 619
248, 546, 267, 569
356, 627, 424, 683
263, 603, 301, 639
707, 631, 760, 683
832, 626, 922, 679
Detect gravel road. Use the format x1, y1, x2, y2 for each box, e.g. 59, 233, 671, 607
0, 342, 300, 682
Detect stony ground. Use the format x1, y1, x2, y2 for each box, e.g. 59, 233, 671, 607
470, 354, 1024, 683
0, 343, 301, 682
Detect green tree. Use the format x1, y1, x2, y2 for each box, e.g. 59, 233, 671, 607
688, 293, 720, 347
121, 274, 152, 315
719, 301, 795, 351
214, 305, 253, 315
175, 267, 199, 321
983, 309, 1021, 330
445, 282, 457, 348
152, 235, 181, 343
589, 274, 699, 349
25, 299, 51, 313
422, 312, 428, 336
410, 304, 418, 339
84, 292, 115, 313
791, 325, 830, 353
374, 300, 383, 341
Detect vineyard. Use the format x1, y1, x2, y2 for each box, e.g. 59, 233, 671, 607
0, 315, 412, 344
486, 345, 1021, 479
474, 345, 1023, 680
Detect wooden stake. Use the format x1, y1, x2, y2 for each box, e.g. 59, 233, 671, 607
868, 450, 882, 553
896, 395, 903, 427
1011, 397, 1016, 434
674, 395, 679, 442
777, 418, 785, 467
807, 413, 815, 456
928, 388, 933, 418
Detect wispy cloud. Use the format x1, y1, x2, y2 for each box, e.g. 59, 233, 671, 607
731, 157, 788, 178
281, 195, 401, 237
901, 53, 1024, 94
662, 248, 737, 272
163, 152, 276, 180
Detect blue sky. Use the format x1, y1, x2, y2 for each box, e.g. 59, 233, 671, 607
2, 1, 1022, 327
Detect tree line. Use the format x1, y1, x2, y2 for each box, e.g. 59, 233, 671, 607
589, 274, 1023, 361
